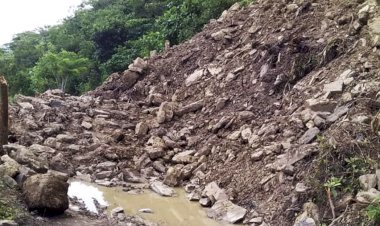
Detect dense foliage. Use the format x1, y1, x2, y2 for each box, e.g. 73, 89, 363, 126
0, 0, 251, 96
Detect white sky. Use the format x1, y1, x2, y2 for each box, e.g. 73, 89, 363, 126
0, 0, 83, 45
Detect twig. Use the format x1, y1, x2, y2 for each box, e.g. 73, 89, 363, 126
326, 187, 336, 220
328, 205, 349, 226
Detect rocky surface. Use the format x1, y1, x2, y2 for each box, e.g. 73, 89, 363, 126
1, 0, 380, 225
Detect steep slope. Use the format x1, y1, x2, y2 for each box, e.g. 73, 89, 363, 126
5, 0, 380, 225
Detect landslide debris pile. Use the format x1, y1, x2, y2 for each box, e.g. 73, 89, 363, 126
2, 0, 380, 225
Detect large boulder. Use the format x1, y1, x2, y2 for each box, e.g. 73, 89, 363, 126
6, 144, 48, 173
22, 173, 69, 214
0, 155, 21, 177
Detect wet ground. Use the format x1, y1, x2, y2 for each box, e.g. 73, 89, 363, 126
66, 180, 234, 226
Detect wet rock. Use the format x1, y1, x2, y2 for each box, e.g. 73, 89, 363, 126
202, 182, 229, 202
356, 188, 380, 203
207, 200, 247, 224
0, 155, 21, 177
164, 165, 183, 187
199, 197, 212, 207
150, 181, 175, 197
359, 174, 377, 191
298, 127, 320, 144
186, 69, 204, 86
187, 191, 201, 201
23, 173, 69, 214
111, 207, 124, 216
139, 208, 154, 214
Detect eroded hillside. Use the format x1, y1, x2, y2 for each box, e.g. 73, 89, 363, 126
2, 0, 380, 225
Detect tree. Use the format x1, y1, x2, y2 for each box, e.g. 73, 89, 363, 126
31, 50, 90, 93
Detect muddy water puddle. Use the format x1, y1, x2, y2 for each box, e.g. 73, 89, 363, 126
68, 180, 235, 226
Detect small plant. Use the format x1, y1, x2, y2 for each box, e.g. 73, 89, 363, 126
365, 196, 380, 224
324, 177, 343, 219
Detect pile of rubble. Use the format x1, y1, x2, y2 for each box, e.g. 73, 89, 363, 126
1, 0, 380, 225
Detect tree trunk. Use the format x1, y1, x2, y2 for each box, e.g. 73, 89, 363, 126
0, 76, 8, 154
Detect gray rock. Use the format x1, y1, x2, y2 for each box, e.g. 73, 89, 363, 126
23, 173, 69, 214
135, 121, 149, 137
202, 182, 229, 202
186, 69, 204, 86
157, 102, 175, 124
2, 175, 18, 188
163, 166, 183, 187
326, 105, 349, 123
172, 150, 195, 164
29, 144, 56, 154
176, 100, 204, 116
356, 188, 380, 203
95, 171, 113, 180
50, 153, 75, 176
0, 220, 18, 226
128, 57, 147, 74
150, 181, 175, 197
56, 134, 76, 143
139, 208, 154, 214
188, 191, 201, 201
199, 197, 212, 207
0, 155, 21, 177
359, 174, 377, 191
251, 151, 264, 161
96, 161, 117, 171
111, 207, 124, 216
145, 146, 165, 160
299, 127, 320, 144
306, 99, 337, 112
81, 121, 93, 130
207, 200, 247, 223
324, 80, 343, 96
7, 145, 48, 173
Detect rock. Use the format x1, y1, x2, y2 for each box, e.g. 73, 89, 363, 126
176, 100, 204, 116
299, 127, 320, 144
241, 128, 252, 141
7, 145, 48, 173
286, 4, 299, 12
359, 174, 377, 191
163, 165, 183, 187
14, 166, 36, 185
294, 202, 320, 226
135, 121, 149, 137
251, 151, 264, 161
139, 208, 154, 214
152, 161, 166, 173
145, 146, 165, 160
128, 57, 147, 74
326, 105, 349, 123
0, 155, 21, 177
81, 121, 93, 130
324, 80, 343, 96
211, 116, 232, 133
356, 188, 380, 203
56, 134, 76, 143
2, 175, 18, 188
295, 183, 309, 193
306, 99, 337, 113
0, 220, 18, 226
199, 197, 212, 207
150, 181, 175, 197
186, 69, 204, 86
157, 102, 175, 124
111, 207, 124, 216
23, 173, 69, 214
50, 153, 75, 176
250, 217, 263, 224
369, 17, 380, 47
95, 171, 113, 180
202, 182, 229, 202
376, 169, 380, 189
188, 191, 201, 201
172, 150, 195, 164
17, 102, 34, 109
97, 161, 117, 171
207, 200, 247, 224
29, 144, 56, 154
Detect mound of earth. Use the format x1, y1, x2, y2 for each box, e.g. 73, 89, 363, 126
3, 0, 380, 225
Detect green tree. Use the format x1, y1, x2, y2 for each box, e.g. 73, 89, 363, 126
31, 50, 90, 93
